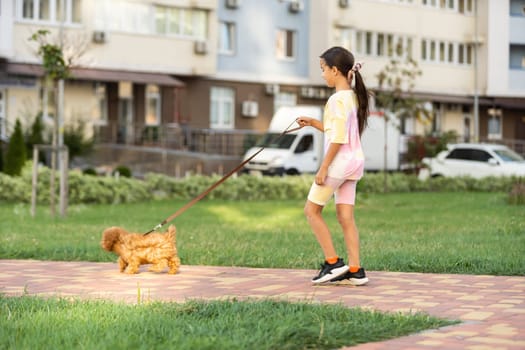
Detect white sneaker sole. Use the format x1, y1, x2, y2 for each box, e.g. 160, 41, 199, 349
332, 277, 369, 286
311, 265, 349, 284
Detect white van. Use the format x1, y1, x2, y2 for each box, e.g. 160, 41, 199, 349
242, 106, 402, 175
243, 105, 323, 175
360, 113, 402, 171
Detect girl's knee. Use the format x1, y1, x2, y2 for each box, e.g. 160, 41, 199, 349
304, 202, 321, 219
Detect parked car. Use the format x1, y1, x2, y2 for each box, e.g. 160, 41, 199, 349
419, 143, 525, 179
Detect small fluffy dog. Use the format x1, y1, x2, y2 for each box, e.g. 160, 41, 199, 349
100, 225, 180, 274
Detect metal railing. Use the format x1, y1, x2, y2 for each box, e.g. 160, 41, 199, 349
92, 122, 263, 157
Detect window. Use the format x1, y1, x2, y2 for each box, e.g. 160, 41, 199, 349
19, 0, 81, 24
219, 21, 235, 54
377, 33, 385, 56
355, 31, 364, 54
94, 83, 107, 125
274, 92, 296, 114
487, 110, 502, 140
365, 31, 373, 55
210, 87, 235, 129
335, 27, 353, 51
155, 6, 208, 39
446, 148, 490, 162
294, 135, 313, 153
145, 85, 161, 126
276, 29, 295, 60
421, 39, 472, 66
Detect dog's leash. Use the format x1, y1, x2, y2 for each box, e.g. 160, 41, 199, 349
144, 120, 302, 235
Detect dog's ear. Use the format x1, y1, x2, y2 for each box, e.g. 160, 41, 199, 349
100, 227, 122, 251
168, 225, 176, 235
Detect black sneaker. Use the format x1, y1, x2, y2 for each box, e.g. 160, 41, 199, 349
330, 267, 369, 286
311, 258, 349, 284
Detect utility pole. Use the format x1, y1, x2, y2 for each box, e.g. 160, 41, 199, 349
473, 0, 480, 142
58, 0, 67, 216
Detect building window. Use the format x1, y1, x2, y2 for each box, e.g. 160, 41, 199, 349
18, 0, 82, 24
276, 29, 296, 60
94, 83, 107, 126
219, 21, 235, 54
274, 92, 296, 114
145, 85, 161, 126
365, 31, 373, 55
154, 6, 208, 39
210, 87, 235, 129
335, 27, 353, 51
487, 108, 502, 140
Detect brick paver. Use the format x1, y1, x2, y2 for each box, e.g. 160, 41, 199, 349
1, 259, 524, 349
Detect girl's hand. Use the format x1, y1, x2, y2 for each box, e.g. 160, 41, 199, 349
315, 167, 328, 185
296, 116, 312, 128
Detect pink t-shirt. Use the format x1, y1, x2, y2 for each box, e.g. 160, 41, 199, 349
323, 90, 365, 180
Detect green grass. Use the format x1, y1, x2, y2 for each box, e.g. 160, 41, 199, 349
1, 192, 523, 275
0, 295, 456, 350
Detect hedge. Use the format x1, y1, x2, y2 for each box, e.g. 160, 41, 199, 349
0, 162, 522, 205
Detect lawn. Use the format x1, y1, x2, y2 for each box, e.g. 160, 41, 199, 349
1, 191, 521, 349
1, 192, 523, 275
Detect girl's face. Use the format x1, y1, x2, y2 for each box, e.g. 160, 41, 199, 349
320, 58, 337, 88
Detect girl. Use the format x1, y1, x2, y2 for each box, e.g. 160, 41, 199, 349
296, 46, 369, 285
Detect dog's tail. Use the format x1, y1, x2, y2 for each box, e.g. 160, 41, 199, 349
166, 225, 176, 241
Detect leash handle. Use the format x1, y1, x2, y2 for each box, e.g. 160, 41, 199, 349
144, 120, 301, 235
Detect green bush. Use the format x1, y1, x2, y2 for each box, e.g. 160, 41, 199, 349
63, 120, 93, 160
4, 119, 27, 176
25, 113, 46, 159
0, 164, 523, 205
113, 165, 132, 178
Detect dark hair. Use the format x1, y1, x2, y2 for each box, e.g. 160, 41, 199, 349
320, 46, 369, 135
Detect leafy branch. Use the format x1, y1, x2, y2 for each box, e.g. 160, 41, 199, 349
29, 29, 70, 81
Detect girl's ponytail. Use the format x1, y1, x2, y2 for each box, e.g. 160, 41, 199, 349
353, 70, 369, 136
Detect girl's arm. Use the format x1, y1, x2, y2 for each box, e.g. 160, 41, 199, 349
316, 142, 341, 185
296, 117, 323, 132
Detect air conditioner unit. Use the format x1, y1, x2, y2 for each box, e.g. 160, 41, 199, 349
92, 31, 107, 44
339, 0, 349, 8
288, 0, 303, 13
242, 101, 259, 117
265, 84, 279, 95
194, 41, 208, 55
225, 0, 241, 9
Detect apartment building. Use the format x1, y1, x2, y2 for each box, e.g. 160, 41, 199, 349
309, 0, 525, 150
0, 0, 216, 146
0, 0, 523, 175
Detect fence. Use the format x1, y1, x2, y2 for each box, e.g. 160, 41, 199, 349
93, 122, 263, 157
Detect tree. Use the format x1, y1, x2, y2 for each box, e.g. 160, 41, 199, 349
29, 29, 71, 217
374, 44, 430, 191
4, 119, 27, 176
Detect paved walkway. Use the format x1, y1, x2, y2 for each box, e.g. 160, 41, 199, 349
0, 259, 524, 350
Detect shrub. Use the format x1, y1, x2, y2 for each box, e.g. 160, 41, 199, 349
4, 119, 27, 176
25, 113, 46, 159
63, 119, 93, 160
1, 164, 524, 205
82, 168, 97, 176
113, 165, 132, 178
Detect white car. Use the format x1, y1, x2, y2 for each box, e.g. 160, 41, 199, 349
419, 143, 525, 179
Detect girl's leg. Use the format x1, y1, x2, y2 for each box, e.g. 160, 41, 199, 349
303, 200, 337, 259
336, 203, 360, 267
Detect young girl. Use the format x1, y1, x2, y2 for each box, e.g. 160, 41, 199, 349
296, 46, 369, 285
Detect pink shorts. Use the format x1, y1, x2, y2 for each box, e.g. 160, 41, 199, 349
307, 177, 358, 206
